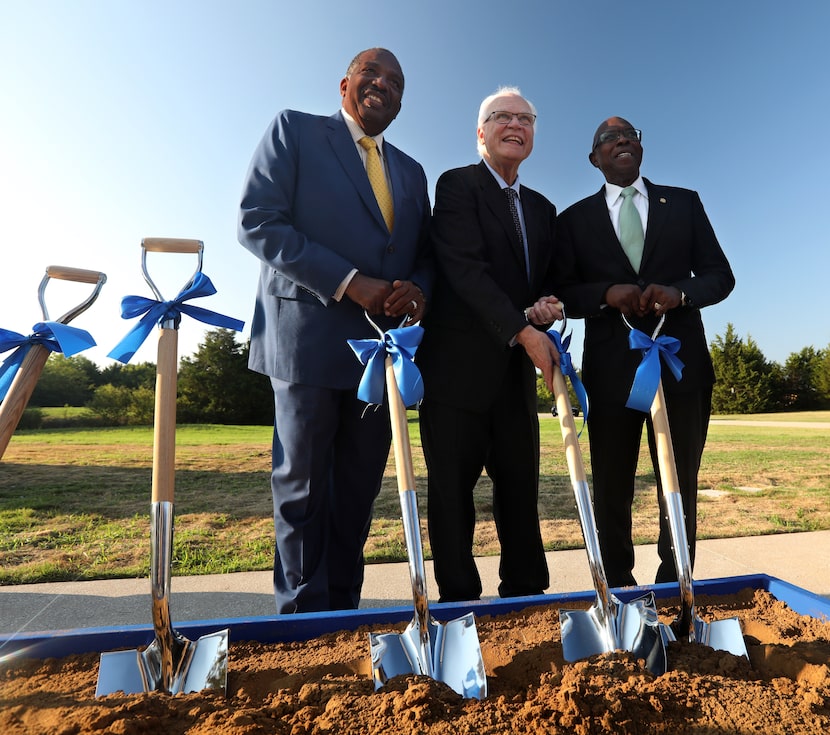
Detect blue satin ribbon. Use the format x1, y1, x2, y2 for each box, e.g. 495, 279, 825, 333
625, 328, 685, 412
0, 322, 96, 401
108, 271, 245, 364
347, 324, 424, 407
546, 328, 589, 430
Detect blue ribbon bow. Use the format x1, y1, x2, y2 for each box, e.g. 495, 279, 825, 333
347, 324, 424, 407
625, 328, 685, 412
546, 328, 589, 429
0, 322, 96, 402
108, 271, 245, 364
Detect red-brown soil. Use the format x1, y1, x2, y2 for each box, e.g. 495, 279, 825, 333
2, 589, 829, 734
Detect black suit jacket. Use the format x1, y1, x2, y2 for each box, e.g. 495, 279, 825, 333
555, 178, 734, 404
417, 161, 557, 413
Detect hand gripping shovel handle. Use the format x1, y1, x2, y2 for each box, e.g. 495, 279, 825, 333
0, 266, 106, 459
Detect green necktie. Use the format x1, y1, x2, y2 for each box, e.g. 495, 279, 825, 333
619, 186, 644, 271
358, 136, 394, 232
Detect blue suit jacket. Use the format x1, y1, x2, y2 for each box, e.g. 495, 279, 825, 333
238, 110, 432, 389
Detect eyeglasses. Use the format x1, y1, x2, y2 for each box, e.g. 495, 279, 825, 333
594, 128, 642, 148
485, 110, 537, 127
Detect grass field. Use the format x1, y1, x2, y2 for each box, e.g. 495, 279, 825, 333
1, 413, 828, 584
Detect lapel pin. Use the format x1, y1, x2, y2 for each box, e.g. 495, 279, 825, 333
659, 197, 667, 204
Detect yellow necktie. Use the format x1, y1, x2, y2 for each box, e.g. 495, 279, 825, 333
358, 136, 394, 231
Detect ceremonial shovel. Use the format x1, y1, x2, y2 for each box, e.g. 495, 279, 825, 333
96, 239, 229, 696
0, 266, 105, 459
624, 314, 748, 658
362, 316, 487, 699
551, 319, 670, 675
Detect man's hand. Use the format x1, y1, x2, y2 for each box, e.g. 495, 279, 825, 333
604, 284, 645, 316
640, 284, 683, 316
525, 295, 564, 326
345, 274, 393, 314
516, 325, 560, 392
384, 279, 426, 323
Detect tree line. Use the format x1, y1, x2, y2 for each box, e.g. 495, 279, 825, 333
17, 324, 830, 429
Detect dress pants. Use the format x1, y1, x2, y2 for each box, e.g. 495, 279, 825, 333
420, 354, 549, 602
587, 387, 713, 587
269, 377, 391, 613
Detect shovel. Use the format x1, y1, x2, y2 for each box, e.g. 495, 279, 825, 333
0, 265, 106, 459
96, 238, 229, 696
363, 316, 487, 699
550, 319, 670, 676
624, 314, 748, 658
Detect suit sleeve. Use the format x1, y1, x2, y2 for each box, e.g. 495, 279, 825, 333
672, 191, 735, 308
237, 111, 356, 304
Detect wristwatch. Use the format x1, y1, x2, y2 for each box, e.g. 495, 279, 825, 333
680, 291, 690, 307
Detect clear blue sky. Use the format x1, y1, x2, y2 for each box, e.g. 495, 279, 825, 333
1, 1, 827, 369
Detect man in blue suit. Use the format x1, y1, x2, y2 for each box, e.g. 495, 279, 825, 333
238, 48, 432, 613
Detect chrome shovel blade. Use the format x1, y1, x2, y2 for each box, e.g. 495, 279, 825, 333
370, 613, 487, 699
560, 591, 670, 675
95, 629, 229, 697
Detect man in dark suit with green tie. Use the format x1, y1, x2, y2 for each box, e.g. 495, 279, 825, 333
554, 116, 735, 587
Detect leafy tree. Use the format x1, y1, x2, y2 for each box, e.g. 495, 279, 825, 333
710, 323, 779, 413
30, 354, 99, 406
87, 384, 133, 424
780, 347, 824, 410
177, 329, 272, 424
815, 345, 830, 408
99, 361, 157, 391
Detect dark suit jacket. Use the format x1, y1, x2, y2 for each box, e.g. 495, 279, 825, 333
238, 109, 432, 389
554, 178, 734, 404
417, 161, 557, 413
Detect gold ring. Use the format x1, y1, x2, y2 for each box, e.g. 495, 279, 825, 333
654, 302, 662, 309
410, 300, 418, 311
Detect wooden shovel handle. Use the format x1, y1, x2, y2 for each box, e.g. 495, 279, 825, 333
151, 327, 179, 503
0, 345, 51, 460
649, 380, 682, 497
552, 367, 587, 486
142, 238, 202, 254
384, 355, 416, 492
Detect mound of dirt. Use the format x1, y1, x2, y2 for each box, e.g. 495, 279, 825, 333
2, 589, 829, 734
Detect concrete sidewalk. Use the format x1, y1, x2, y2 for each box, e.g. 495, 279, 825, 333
2, 530, 828, 637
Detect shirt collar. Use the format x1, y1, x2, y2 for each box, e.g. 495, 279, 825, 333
603, 175, 647, 206
341, 108, 385, 153
483, 159, 522, 196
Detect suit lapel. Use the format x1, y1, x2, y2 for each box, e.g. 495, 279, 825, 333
476, 162, 528, 275
327, 112, 390, 234
642, 178, 669, 267
585, 188, 630, 266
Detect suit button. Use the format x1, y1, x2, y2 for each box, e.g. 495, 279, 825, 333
387, 245, 395, 253
637, 279, 645, 287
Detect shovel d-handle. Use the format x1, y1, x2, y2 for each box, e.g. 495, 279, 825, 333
0, 265, 106, 460
152, 327, 179, 504
142, 238, 203, 254
650, 380, 697, 639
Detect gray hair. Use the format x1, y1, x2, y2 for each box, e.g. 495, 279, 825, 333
476, 86, 537, 156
